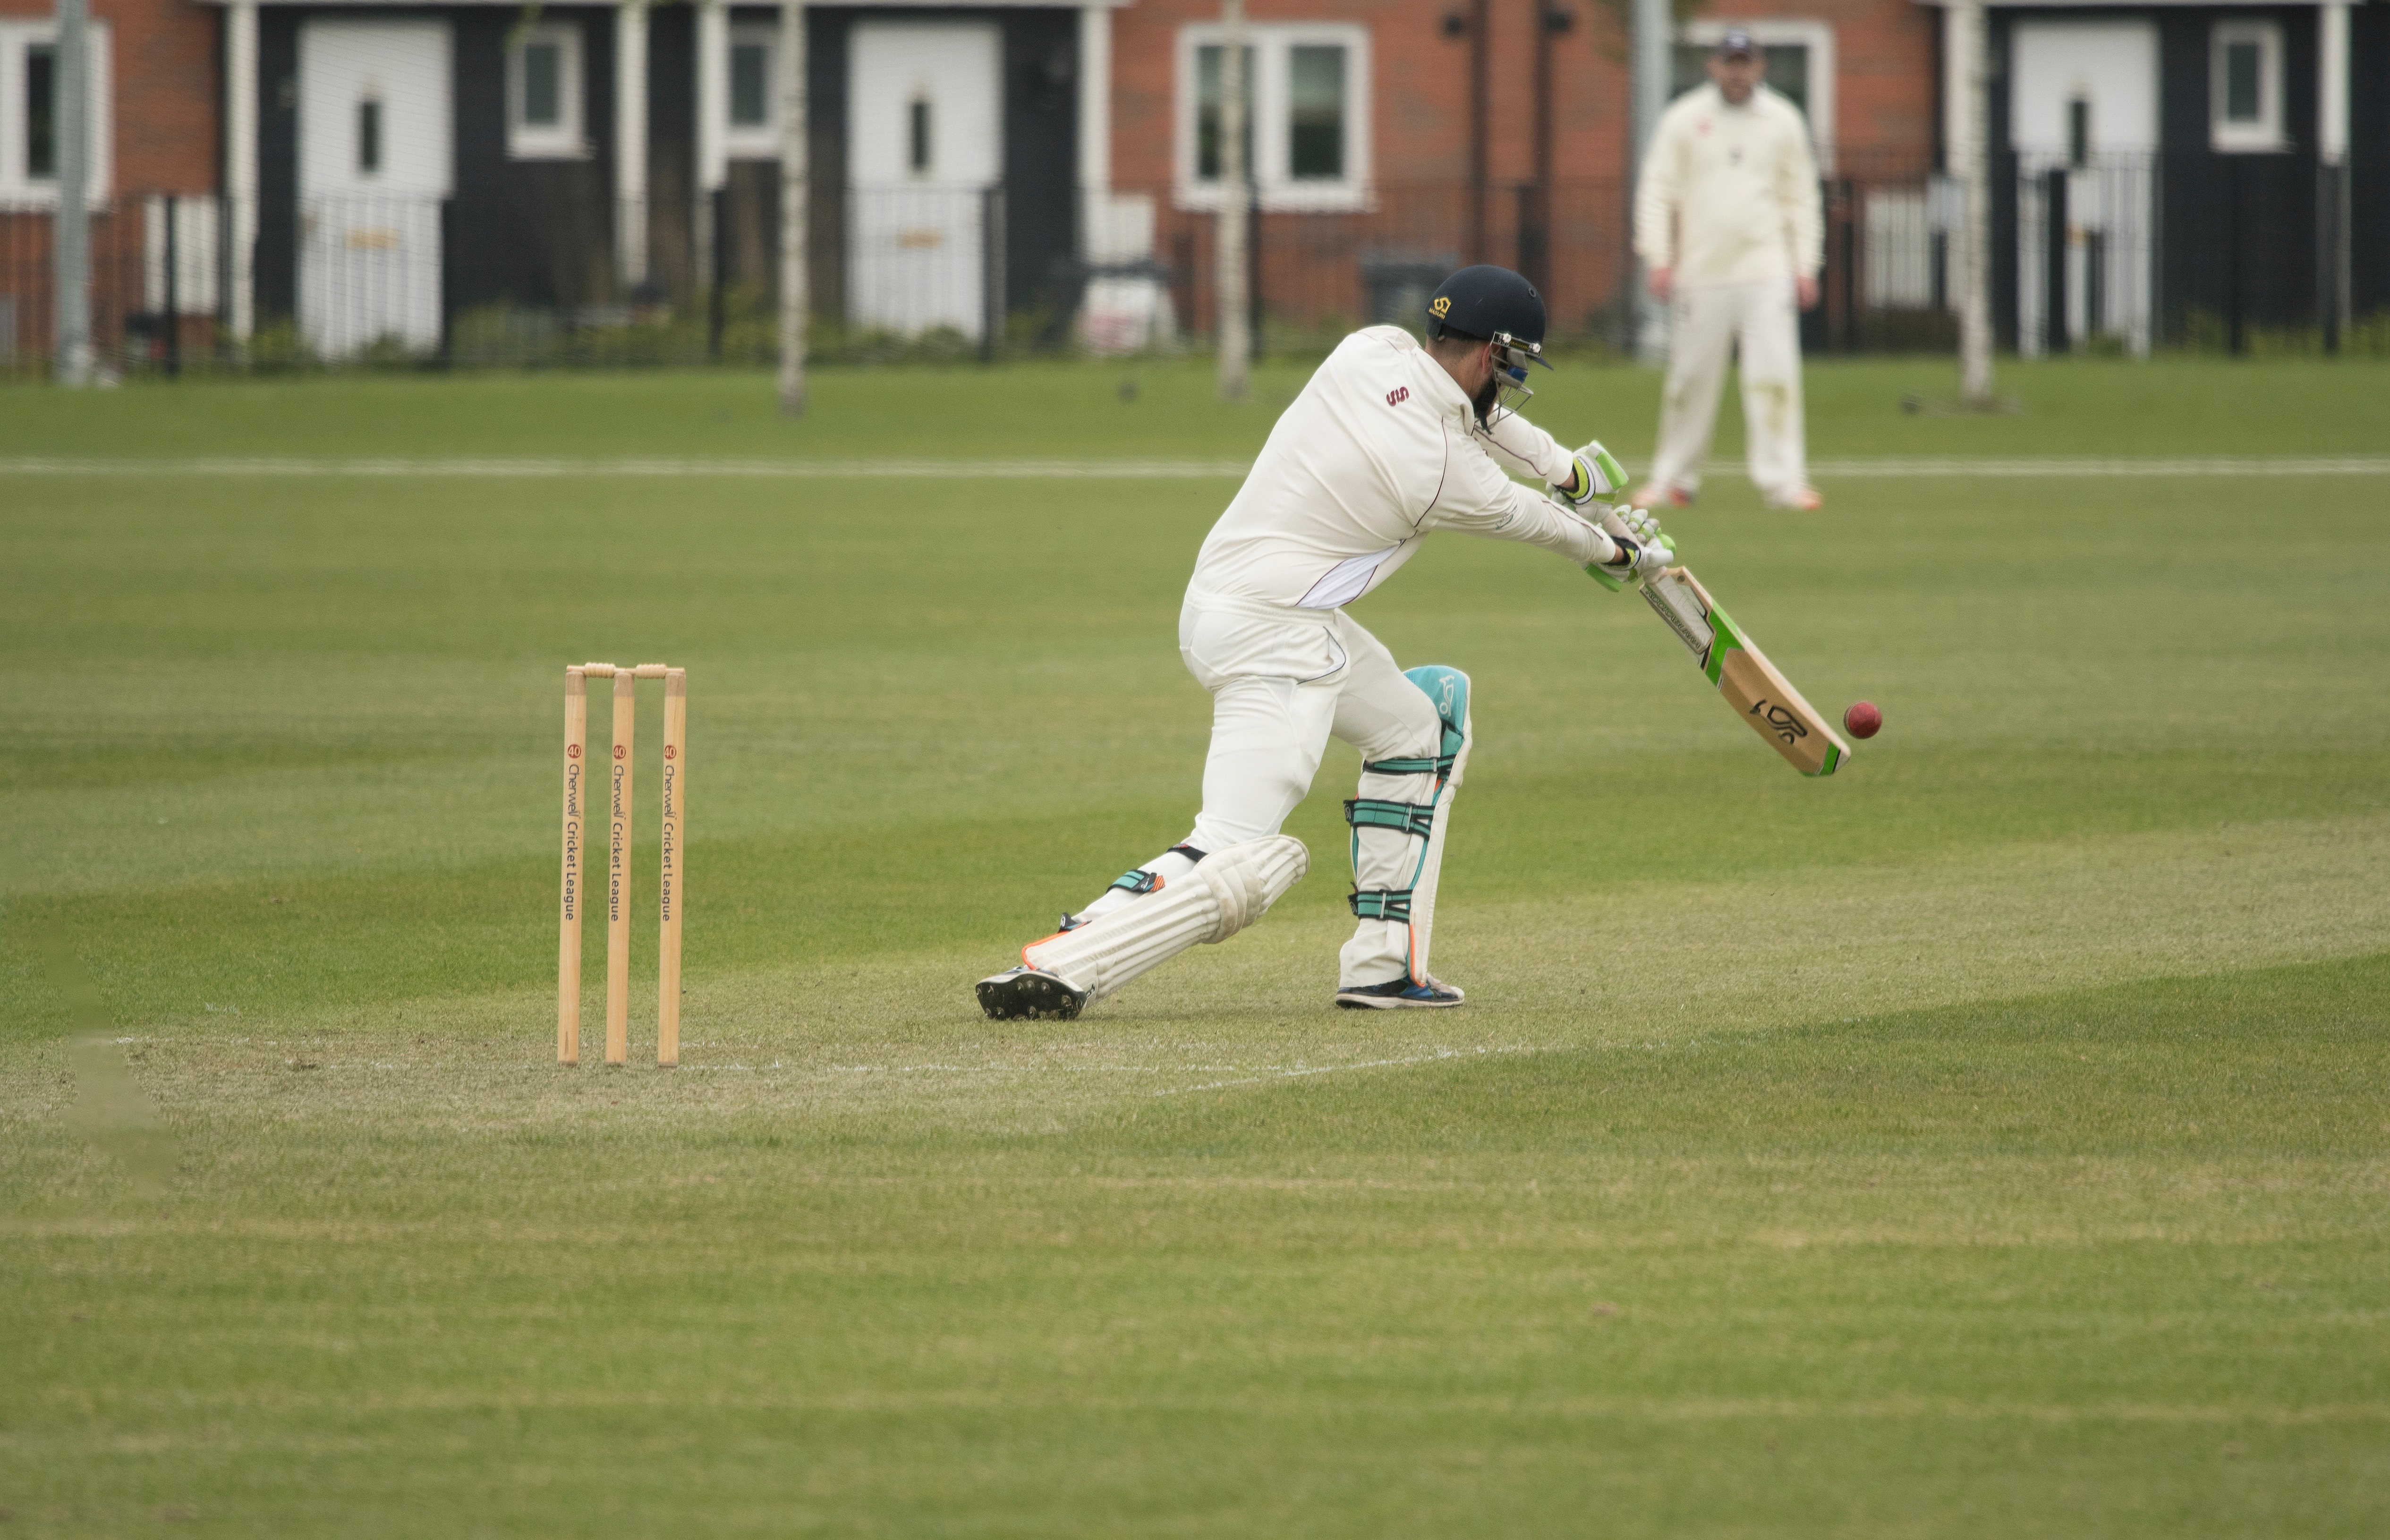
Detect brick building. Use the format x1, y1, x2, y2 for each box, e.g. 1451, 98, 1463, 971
0, 0, 218, 364
0, 0, 2381, 365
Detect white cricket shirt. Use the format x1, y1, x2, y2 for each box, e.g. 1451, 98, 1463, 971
1186, 326, 1601, 613
1633, 83, 1824, 288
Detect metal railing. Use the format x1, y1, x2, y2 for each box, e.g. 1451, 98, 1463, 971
0, 194, 220, 377
4, 159, 2378, 376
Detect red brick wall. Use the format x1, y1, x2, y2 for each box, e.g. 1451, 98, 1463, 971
0, 0, 219, 193
1109, 0, 1637, 191
1107, 0, 1934, 191
1712, 0, 1939, 173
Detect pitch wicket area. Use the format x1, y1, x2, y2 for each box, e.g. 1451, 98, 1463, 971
559, 663, 687, 1067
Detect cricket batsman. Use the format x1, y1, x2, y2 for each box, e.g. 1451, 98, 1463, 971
975, 266, 1674, 1020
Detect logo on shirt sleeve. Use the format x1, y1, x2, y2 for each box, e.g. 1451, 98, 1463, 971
1386, 386, 1410, 407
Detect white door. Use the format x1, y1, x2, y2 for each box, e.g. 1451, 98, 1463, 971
299, 20, 452, 357
847, 21, 1001, 340
2009, 20, 2157, 355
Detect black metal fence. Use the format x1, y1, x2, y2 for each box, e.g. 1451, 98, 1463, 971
4, 159, 2380, 377
0, 195, 219, 378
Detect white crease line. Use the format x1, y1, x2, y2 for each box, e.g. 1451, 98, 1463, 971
1153, 1044, 1543, 1098
3, 455, 2387, 480
1804, 457, 2390, 477
0, 456, 1253, 479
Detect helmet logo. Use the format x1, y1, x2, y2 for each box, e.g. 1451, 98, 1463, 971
1429, 297, 1451, 317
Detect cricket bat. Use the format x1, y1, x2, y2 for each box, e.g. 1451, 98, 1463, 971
1636, 565, 1852, 777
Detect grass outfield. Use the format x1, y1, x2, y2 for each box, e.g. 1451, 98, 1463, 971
4, 357, 2388, 1535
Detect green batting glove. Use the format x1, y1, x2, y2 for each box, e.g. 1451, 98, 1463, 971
1555, 439, 1629, 510
1583, 507, 1676, 592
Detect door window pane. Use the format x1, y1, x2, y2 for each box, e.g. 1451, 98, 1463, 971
731, 41, 770, 128
2222, 41, 2260, 122
1195, 44, 1256, 181
523, 42, 561, 127
1289, 45, 1344, 179
26, 43, 55, 179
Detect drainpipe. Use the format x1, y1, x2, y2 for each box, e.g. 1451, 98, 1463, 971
778, 0, 807, 412
227, 0, 258, 344
1949, 0, 1994, 403
696, 0, 727, 295
55, 0, 92, 384
1078, 3, 1111, 260
1469, 0, 1488, 264
1630, 0, 1667, 362
2319, 0, 2350, 349
1216, 0, 1248, 398
616, 0, 648, 287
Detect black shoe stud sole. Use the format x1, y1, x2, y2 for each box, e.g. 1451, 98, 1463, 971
976, 970, 1089, 1021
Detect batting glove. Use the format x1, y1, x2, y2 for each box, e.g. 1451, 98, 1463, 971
1584, 507, 1676, 592
1553, 439, 1628, 510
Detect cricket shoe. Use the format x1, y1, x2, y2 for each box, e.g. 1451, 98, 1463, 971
1334, 975, 1466, 1010
1767, 485, 1825, 511
976, 966, 1089, 1021
1633, 483, 1695, 509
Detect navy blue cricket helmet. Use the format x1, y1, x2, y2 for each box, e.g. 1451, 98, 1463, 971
1424, 265, 1550, 366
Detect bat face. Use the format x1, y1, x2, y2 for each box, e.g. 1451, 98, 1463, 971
1642, 568, 1850, 777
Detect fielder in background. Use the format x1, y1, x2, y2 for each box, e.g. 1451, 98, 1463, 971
1634, 27, 1826, 513
976, 266, 1674, 1021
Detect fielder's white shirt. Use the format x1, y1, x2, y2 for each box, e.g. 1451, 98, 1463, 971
1633, 83, 1824, 288
1187, 327, 1600, 613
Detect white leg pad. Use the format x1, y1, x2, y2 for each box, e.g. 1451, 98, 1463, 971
1023, 835, 1309, 1000
1403, 777, 1460, 982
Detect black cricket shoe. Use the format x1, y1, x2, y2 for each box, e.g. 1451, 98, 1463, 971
1334, 974, 1466, 1010
976, 966, 1089, 1021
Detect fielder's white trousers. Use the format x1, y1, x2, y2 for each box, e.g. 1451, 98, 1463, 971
1649, 277, 1811, 504
1172, 596, 1445, 987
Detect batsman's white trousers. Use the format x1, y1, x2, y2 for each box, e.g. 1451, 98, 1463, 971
1648, 277, 1811, 504
1176, 595, 1446, 988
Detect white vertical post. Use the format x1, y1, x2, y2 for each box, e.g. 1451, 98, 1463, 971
1951, 0, 1994, 404
1214, 0, 1248, 399
696, 0, 727, 290
1631, 0, 1670, 364
2320, 0, 2351, 345
2320, 1, 2349, 166
226, 0, 257, 343
1077, 3, 1111, 260
616, 0, 649, 287
777, 0, 807, 415
54, 0, 92, 385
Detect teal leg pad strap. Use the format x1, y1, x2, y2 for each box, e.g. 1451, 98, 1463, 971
1344, 799, 1437, 838
1349, 889, 1414, 924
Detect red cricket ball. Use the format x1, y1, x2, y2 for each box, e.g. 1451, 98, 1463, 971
1844, 701, 1882, 739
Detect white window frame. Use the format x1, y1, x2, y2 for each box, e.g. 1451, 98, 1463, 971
1676, 17, 1836, 174
0, 19, 113, 205
2209, 20, 2285, 153
508, 20, 586, 161
1174, 22, 1371, 213
723, 23, 779, 159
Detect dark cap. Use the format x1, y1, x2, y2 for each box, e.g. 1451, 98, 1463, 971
1424, 264, 1548, 353
1715, 26, 1756, 58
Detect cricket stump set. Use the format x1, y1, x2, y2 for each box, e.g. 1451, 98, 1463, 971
560, 663, 686, 1067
